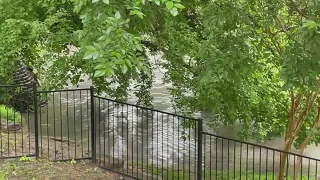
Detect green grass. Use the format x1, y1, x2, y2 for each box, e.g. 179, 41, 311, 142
145, 166, 316, 180
0, 171, 5, 180
0, 105, 23, 123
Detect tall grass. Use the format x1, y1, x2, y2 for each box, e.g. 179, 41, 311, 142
0, 105, 23, 123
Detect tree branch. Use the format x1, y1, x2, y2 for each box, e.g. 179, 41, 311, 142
293, 79, 320, 137
289, 0, 308, 18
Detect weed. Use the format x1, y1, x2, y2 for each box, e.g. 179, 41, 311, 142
19, 156, 30, 162
70, 159, 77, 165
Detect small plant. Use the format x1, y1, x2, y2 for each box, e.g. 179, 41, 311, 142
19, 156, 30, 162
70, 159, 76, 165
0, 105, 23, 123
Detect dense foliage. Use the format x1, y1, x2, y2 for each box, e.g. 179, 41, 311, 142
1, 0, 320, 178
0, 0, 185, 103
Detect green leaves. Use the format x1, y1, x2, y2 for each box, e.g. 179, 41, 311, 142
102, 0, 109, 4
166, 1, 174, 9
83, 46, 98, 60
154, 0, 160, 5
92, 0, 110, 4
8, 0, 320, 157
93, 70, 105, 77
115, 11, 121, 19
164, 1, 183, 16
93, 63, 115, 78
174, 3, 184, 9
170, 8, 178, 16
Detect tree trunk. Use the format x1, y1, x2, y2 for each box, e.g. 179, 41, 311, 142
293, 106, 320, 179
278, 92, 298, 180
293, 142, 307, 180
278, 138, 294, 180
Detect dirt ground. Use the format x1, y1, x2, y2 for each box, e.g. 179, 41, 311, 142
0, 158, 131, 180
0, 126, 133, 179
0, 126, 89, 161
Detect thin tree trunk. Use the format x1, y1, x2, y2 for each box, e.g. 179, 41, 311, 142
278, 138, 294, 180
293, 106, 320, 179
279, 91, 297, 180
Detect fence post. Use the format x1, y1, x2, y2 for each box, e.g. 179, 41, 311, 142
197, 118, 203, 180
90, 86, 96, 163
33, 82, 39, 159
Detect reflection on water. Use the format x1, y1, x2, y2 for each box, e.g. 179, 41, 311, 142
94, 99, 198, 171
24, 54, 320, 176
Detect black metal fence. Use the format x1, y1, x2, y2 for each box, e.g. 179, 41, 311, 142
201, 132, 319, 180
92, 96, 200, 179
0, 84, 37, 159
37, 88, 92, 161
0, 84, 319, 179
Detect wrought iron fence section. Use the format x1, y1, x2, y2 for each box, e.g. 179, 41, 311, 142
0, 84, 319, 180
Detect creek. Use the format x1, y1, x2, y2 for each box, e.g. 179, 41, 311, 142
25, 54, 320, 176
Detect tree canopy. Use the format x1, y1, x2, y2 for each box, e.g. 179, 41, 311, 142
1, 0, 320, 178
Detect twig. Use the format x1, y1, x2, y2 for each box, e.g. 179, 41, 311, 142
289, 0, 308, 18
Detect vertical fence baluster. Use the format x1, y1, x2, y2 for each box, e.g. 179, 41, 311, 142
80, 90, 83, 159
73, 91, 76, 159
131, 104, 134, 177
177, 116, 180, 179
90, 86, 96, 163
13, 87, 17, 157
103, 100, 106, 168
53, 92, 56, 161
316, 161, 318, 179
33, 82, 39, 159
136, 106, 139, 178
197, 118, 203, 180
19, 86, 23, 156
5, 86, 9, 157
60, 91, 63, 160
46, 92, 50, 159
266, 149, 268, 179
98, 98, 101, 165
28, 85, 31, 156
126, 104, 129, 176
0, 87, 2, 158
121, 104, 124, 174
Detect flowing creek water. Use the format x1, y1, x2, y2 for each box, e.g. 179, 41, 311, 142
25, 54, 320, 177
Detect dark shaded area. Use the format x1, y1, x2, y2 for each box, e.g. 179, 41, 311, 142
6, 62, 48, 113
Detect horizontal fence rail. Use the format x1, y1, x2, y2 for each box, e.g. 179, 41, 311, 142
0, 84, 319, 180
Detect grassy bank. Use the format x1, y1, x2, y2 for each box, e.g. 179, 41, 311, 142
0, 105, 23, 123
